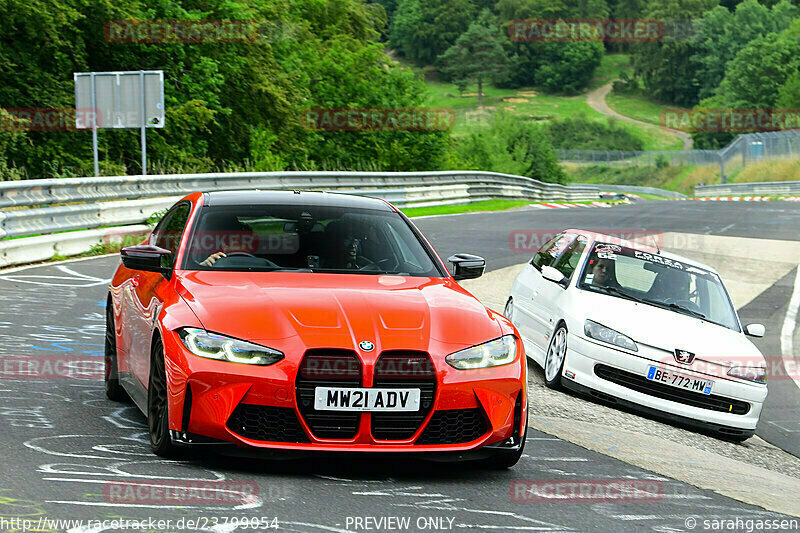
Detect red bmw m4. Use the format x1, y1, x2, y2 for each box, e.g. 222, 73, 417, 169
106, 190, 527, 467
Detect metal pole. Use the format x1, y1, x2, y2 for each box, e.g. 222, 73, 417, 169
720, 153, 726, 184
140, 71, 147, 176
90, 73, 99, 177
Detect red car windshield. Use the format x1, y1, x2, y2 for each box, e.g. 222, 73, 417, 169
181, 204, 443, 277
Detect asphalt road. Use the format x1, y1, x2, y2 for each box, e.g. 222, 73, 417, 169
0, 201, 798, 532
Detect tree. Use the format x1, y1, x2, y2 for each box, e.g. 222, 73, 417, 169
446, 112, 566, 183
0, 0, 450, 177
390, 0, 477, 65
690, 0, 798, 101
438, 13, 509, 107
717, 31, 800, 109
630, 0, 716, 106
494, 0, 604, 93
777, 71, 800, 109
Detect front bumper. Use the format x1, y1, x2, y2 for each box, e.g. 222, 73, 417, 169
561, 333, 767, 435
162, 331, 528, 453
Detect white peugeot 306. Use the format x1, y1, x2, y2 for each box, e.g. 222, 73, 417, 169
506, 229, 768, 442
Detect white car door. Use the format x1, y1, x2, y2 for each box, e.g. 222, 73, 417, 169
515, 233, 575, 360
532, 235, 589, 350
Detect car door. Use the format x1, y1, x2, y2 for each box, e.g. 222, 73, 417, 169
129, 203, 191, 387
512, 233, 574, 360
535, 235, 588, 348
526, 233, 578, 355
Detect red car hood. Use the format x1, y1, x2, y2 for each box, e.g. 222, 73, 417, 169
174, 271, 504, 354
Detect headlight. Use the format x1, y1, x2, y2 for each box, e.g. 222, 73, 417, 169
727, 366, 767, 384
584, 320, 637, 352
445, 335, 517, 370
178, 328, 284, 366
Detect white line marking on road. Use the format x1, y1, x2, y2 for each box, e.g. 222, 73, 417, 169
780, 265, 800, 391
0, 253, 117, 274
523, 457, 590, 462
720, 223, 735, 232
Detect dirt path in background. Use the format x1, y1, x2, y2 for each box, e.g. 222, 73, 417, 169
587, 82, 693, 150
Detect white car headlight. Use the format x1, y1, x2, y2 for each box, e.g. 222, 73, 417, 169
727, 366, 767, 384
445, 335, 517, 370
178, 328, 284, 366
584, 320, 637, 352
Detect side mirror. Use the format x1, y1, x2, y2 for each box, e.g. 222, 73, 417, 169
448, 253, 485, 281
744, 323, 765, 338
541, 265, 567, 286
121, 244, 173, 276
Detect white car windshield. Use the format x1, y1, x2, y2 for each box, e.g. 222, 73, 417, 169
577, 242, 740, 332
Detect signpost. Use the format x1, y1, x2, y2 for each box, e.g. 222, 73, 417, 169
74, 70, 164, 176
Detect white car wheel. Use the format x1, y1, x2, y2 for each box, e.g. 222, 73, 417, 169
544, 325, 567, 389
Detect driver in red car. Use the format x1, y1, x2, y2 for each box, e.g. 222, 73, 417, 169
323, 220, 372, 270
197, 216, 258, 267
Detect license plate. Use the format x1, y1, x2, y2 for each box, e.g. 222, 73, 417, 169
314, 387, 421, 412
646, 366, 714, 395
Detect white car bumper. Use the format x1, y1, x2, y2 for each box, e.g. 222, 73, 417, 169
562, 333, 767, 433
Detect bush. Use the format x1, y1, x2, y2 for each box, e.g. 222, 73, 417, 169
547, 116, 644, 151
445, 112, 565, 184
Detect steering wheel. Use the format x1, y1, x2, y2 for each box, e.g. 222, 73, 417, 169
224, 252, 256, 258
358, 257, 399, 272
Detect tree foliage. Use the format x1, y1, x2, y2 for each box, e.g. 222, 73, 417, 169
438, 12, 509, 106
547, 116, 644, 150
0, 0, 450, 178
389, 0, 478, 66
446, 112, 566, 184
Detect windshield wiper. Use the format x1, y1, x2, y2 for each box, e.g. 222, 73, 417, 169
657, 301, 706, 320
591, 285, 648, 304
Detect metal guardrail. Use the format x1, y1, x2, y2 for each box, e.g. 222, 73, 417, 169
572, 184, 686, 199
0, 171, 603, 239
695, 180, 800, 197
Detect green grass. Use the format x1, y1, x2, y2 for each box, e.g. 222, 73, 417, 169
588, 53, 631, 91
424, 80, 594, 136
606, 91, 681, 128
616, 121, 684, 151
402, 199, 533, 217
402, 198, 618, 218
627, 192, 669, 200
425, 79, 682, 150
565, 164, 722, 195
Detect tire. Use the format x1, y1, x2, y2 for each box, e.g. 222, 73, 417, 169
147, 337, 180, 458
544, 324, 568, 390
104, 304, 129, 402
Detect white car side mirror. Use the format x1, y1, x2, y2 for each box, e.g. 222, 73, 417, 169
541, 265, 567, 286
744, 323, 765, 338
